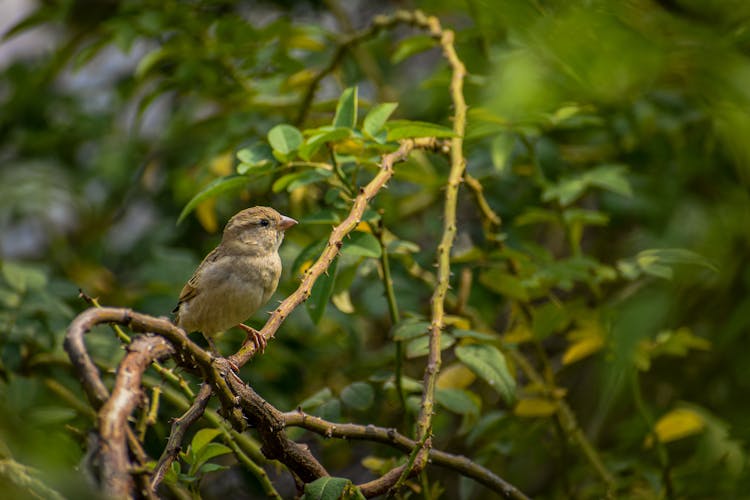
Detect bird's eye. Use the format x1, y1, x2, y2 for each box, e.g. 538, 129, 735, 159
259, 219, 270, 227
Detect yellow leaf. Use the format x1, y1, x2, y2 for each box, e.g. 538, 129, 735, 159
562, 335, 605, 365
209, 152, 233, 176
286, 33, 326, 51
298, 260, 313, 275
436, 363, 476, 389
355, 222, 372, 233
443, 315, 471, 330
523, 382, 568, 399
646, 408, 705, 447
195, 198, 218, 233
334, 138, 364, 155
68, 262, 115, 295
514, 398, 557, 418
331, 291, 355, 314
361, 456, 388, 472
504, 323, 533, 344
286, 69, 317, 89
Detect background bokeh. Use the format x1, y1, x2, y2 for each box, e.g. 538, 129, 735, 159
1, 0, 748, 498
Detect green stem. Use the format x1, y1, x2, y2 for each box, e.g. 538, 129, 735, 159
328, 145, 356, 197
632, 373, 674, 499
370, 221, 406, 412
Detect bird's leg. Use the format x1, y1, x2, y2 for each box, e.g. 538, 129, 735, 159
203, 334, 220, 356
203, 334, 239, 373
237, 323, 267, 353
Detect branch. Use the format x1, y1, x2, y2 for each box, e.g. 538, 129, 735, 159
282, 410, 530, 500
225, 376, 329, 483
98, 335, 174, 498
295, 10, 419, 125
65, 307, 245, 430
146, 377, 280, 497
150, 383, 212, 491
391, 11, 469, 489
229, 137, 439, 368
465, 173, 502, 229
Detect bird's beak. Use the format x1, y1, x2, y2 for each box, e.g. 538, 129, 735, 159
278, 215, 298, 231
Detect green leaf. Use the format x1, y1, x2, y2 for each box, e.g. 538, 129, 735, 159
135, 47, 170, 79
637, 248, 717, 272
478, 268, 529, 302
391, 34, 438, 64
177, 175, 248, 224
189, 442, 232, 476
341, 231, 381, 258
562, 208, 609, 227
490, 133, 515, 173
406, 333, 455, 358
386, 120, 457, 141
28, 406, 77, 425
299, 209, 342, 225
333, 87, 358, 129
268, 124, 304, 155
300, 388, 333, 411
303, 476, 365, 500
1, 262, 47, 293
300, 127, 352, 160
307, 257, 338, 324
436, 388, 481, 415
515, 208, 560, 226
272, 169, 332, 193
236, 143, 275, 171
340, 382, 374, 411
316, 399, 342, 422
198, 463, 229, 474
363, 103, 398, 139
391, 319, 430, 341
452, 329, 498, 342
585, 164, 632, 197
386, 239, 420, 254
191, 428, 223, 456
293, 239, 327, 276
531, 302, 571, 340
194, 442, 232, 465
455, 344, 516, 404
543, 165, 631, 206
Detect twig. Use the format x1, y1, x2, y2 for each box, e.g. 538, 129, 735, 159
229, 137, 439, 368
98, 335, 175, 498
151, 384, 213, 491
632, 373, 674, 499
465, 173, 501, 228
506, 349, 616, 492
226, 376, 329, 484
295, 11, 415, 125
359, 466, 407, 497
283, 410, 529, 499
402, 11, 469, 491
80, 290, 195, 399
0, 458, 66, 500
369, 220, 406, 412
147, 376, 280, 497
224, 435, 283, 500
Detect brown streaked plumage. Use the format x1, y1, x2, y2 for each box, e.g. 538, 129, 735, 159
173, 206, 297, 354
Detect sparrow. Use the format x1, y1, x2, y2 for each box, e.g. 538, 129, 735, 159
173, 206, 297, 354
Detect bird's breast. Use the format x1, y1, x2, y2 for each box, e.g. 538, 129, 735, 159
178, 253, 281, 335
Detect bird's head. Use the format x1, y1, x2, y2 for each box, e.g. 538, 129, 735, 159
222, 206, 297, 255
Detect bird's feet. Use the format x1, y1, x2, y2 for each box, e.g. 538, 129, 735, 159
203, 335, 240, 373
237, 323, 267, 353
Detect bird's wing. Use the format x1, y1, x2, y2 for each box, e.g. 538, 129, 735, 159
173, 247, 220, 313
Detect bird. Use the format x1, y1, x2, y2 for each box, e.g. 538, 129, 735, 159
173, 206, 297, 355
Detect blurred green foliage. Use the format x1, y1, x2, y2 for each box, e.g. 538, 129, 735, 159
1, 0, 749, 498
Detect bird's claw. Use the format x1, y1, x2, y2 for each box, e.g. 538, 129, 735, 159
237, 323, 267, 353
